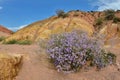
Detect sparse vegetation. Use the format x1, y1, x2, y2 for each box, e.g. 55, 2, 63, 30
46, 30, 116, 73
76, 10, 80, 12
94, 18, 103, 31
113, 17, 120, 23
4, 40, 32, 45
17, 40, 32, 45
0, 36, 5, 42
94, 9, 120, 30
56, 10, 69, 18
104, 9, 115, 20
4, 39, 18, 44
117, 10, 120, 12
90, 11, 94, 13
103, 9, 120, 23
95, 18, 103, 26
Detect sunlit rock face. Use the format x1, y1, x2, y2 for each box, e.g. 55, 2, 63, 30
0, 53, 22, 80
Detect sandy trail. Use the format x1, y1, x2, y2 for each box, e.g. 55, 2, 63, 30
0, 44, 39, 54
0, 44, 120, 80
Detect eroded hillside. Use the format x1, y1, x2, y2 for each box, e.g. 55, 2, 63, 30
4, 10, 120, 43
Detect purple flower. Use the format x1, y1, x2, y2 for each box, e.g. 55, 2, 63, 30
45, 30, 116, 73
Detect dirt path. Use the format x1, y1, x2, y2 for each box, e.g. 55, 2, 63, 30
0, 44, 120, 80
0, 44, 39, 54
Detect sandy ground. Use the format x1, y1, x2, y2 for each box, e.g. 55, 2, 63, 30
0, 44, 120, 80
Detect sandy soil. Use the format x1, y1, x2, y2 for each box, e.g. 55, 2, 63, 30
0, 44, 120, 80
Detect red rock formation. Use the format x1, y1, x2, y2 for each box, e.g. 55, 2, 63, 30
0, 25, 13, 34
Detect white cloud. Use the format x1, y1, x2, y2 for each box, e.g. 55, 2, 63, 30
18, 24, 27, 29
0, 6, 3, 10
0, 0, 3, 10
8, 24, 28, 31
92, 0, 120, 11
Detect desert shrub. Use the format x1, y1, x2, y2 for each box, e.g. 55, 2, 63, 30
56, 10, 68, 18
46, 30, 116, 73
76, 10, 80, 12
94, 18, 103, 31
4, 39, 18, 44
113, 17, 120, 23
4, 40, 32, 45
117, 10, 120, 12
90, 11, 94, 13
0, 36, 5, 42
95, 18, 103, 26
104, 9, 115, 20
95, 50, 116, 69
17, 40, 32, 45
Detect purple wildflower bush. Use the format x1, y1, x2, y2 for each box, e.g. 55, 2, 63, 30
46, 30, 116, 73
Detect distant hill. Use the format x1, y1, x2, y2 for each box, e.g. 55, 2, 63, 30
0, 25, 13, 37
5, 10, 120, 43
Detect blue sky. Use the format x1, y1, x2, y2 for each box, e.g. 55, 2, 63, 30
0, 0, 120, 31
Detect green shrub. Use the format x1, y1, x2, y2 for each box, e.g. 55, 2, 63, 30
4, 40, 32, 45
4, 39, 18, 44
90, 11, 94, 13
76, 10, 80, 12
113, 17, 120, 23
104, 9, 115, 20
95, 18, 103, 26
17, 40, 32, 45
117, 10, 120, 12
0, 37, 5, 42
94, 18, 103, 31
96, 50, 116, 69
56, 10, 69, 18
